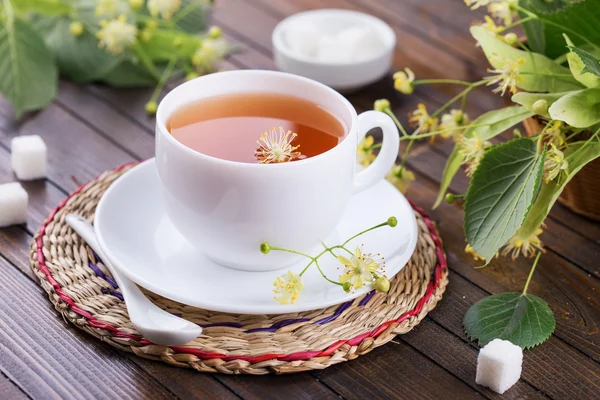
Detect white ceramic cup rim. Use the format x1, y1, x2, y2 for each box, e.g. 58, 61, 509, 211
155, 70, 358, 169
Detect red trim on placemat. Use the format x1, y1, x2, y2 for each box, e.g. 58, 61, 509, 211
34, 164, 448, 363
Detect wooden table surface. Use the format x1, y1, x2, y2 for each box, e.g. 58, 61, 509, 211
1, 1, 599, 399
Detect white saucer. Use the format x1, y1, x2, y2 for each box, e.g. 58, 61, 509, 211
94, 159, 418, 314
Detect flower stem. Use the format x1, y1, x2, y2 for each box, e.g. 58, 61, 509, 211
565, 127, 600, 162
431, 80, 486, 118
498, 15, 535, 33
398, 137, 415, 174
315, 259, 343, 286
148, 56, 177, 103
522, 252, 542, 295
342, 222, 390, 247
413, 79, 474, 86
268, 246, 314, 260
384, 109, 410, 137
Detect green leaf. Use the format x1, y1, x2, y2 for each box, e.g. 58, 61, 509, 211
136, 29, 200, 62
518, 139, 600, 238
434, 107, 532, 208
521, 0, 600, 59
41, 17, 122, 83
464, 138, 545, 262
464, 292, 556, 349
471, 26, 582, 93
11, 0, 71, 16
173, 0, 210, 33
570, 46, 600, 78
462, 106, 532, 141
511, 91, 570, 118
0, 17, 57, 117
99, 61, 157, 87
548, 88, 600, 128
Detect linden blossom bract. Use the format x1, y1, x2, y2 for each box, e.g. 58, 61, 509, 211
261, 216, 397, 305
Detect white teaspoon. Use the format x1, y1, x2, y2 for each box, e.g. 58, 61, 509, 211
66, 214, 202, 345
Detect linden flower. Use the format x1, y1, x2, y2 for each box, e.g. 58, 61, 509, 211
338, 247, 382, 290
488, 0, 517, 26
502, 228, 544, 259
147, 0, 181, 20
96, 16, 137, 55
374, 98, 391, 112
273, 271, 304, 305
393, 68, 415, 95
95, 0, 120, 17
192, 38, 228, 72
255, 127, 301, 164
480, 15, 504, 35
544, 144, 569, 183
409, 104, 438, 134
544, 121, 565, 147
485, 57, 525, 96
386, 165, 415, 194
357, 135, 376, 167
465, 244, 485, 261
458, 134, 491, 177
440, 109, 471, 140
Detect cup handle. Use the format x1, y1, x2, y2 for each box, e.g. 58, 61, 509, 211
353, 111, 400, 194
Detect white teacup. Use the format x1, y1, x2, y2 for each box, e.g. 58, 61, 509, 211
156, 70, 399, 271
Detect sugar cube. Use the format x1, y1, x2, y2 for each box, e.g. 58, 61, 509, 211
11, 135, 47, 181
316, 34, 353, 63
476, 339, 523, 394
0, 183, 28, 228
284, 22, 320, 58
337, 26, 383, 61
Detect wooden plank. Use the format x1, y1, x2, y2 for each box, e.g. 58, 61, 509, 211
0, 104, 136, 194
0, 257, 176, 400
404, 175, 600, 363
314, 340, 483, 400
427, 271, 600, 399
215, 375, 340, 400
0, 372, 28, 400
401, 319, 548, 399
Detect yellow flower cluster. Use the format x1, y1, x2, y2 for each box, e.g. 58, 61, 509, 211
458, 134, 491, 177
409, 103, 439, 134
440, 109, 471, 140
338, 247, 386, 291
485, 57, 525, 96
544, 144, 568, 183
273, 271, 304, 305
502, 228, 544, 259
96, 15, 137, 56
386, 165, 415, 194
393, 68, 415, 95
147, 0, 181, 20
466, 0, 518, 28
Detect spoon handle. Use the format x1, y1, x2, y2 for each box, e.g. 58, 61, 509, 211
65, 214, 140, 303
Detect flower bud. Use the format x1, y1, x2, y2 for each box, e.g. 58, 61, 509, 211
387, 216, 398, 227
129, 0, 143, 9
172, 37, 182, 48
186, 72, 199, 81
145, 101, 158, 115
503, 32, 518, 45
374, 277, 390, 292
342, 282, 352, 293
260, 242, 271, 254
146, 20, 158, 30
445, 193, 456, 204
374, 99, 391, 112
208, 26, 222, 39
69, 22, 84, 37
532, 99, 549, 116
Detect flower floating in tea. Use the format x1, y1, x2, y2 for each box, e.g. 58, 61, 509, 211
254, 127, 302, 164
261, 217, 397, 304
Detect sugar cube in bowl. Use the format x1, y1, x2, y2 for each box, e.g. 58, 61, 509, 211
273, 9, 396, 92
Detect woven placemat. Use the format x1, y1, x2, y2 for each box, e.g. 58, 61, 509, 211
29, 163, 449, 374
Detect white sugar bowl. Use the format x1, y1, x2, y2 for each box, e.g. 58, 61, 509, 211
272, 9, 396, 92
